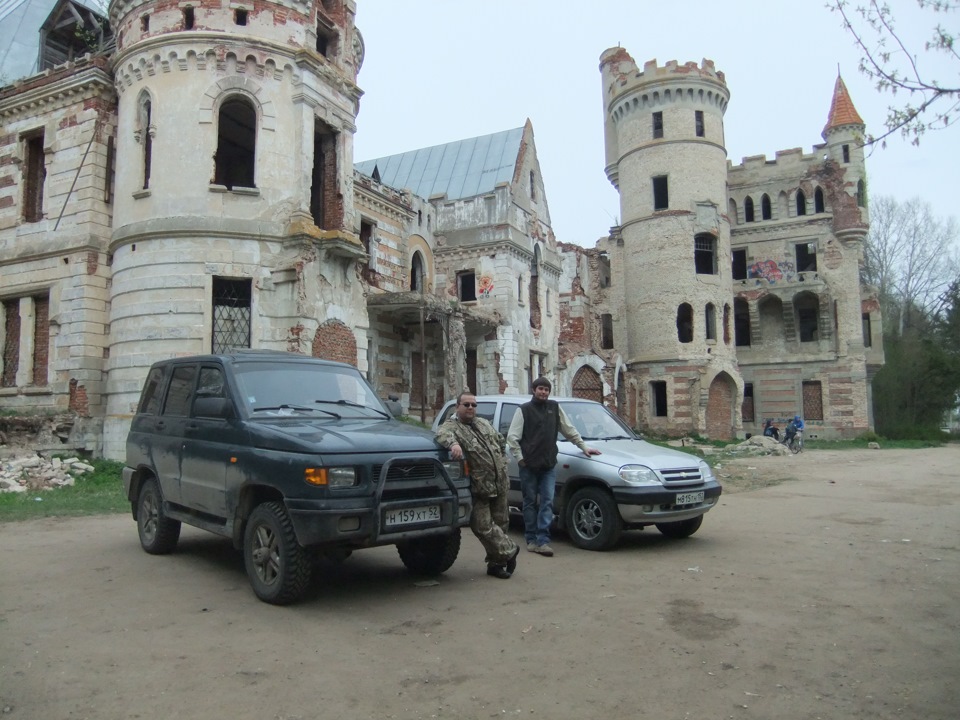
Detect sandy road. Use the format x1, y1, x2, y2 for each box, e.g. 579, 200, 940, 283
1, 446, 958, 720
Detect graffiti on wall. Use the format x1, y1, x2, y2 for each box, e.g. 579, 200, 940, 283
478, 274, 494, 298
748, 259, 796, 283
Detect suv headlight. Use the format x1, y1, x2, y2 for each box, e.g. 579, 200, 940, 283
619, 464, 661, 486
442, 460, 463, 482
304, 466, 357, 488
698, 460, 715, 481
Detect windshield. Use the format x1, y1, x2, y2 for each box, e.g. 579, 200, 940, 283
559, 401, 636, 441
233, 362, 389, 418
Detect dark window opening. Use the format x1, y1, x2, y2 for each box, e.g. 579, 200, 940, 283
458, 271, 476, 302
141, 15, 149, 32
814, 187, 825, 213
529, 249, 541, 329
212, 277, 252, 353
732, 249, 747, 280
652, 111, 663, 139
139, 97, 152, 190
734, 298, 751, 347
183, 7, 194, 29
705, 303, 717, 340
744, 196, 755, 222
857, 179, 866, 208
694, 233, 717, 275
862, 313, 872, 348
466, 348, 477, 395
652, 175, 668, 210
677, 303, 693, 343
796, 189, 807, 216
695, 110, 704, 137
796, 242, 817, 272
741, 383, 755, 422
798, 307, 819, 342
723, 303, 731, 344
417, 210, 422, 226
235, 9, 248, 25
104, 135, 115, 203
651, 380, 667, 417
410, 252, 424, 292
310, 121, 339, 229
530, 170, 536, 201
761, 193, 772, 220
360, 220, 376, 271
23, 132, 45, 222
601, 313, 614, 349
802, 380, 824, 421
316, 20, 338, 58
842, 144, 850, 163
599, 253, 611, 288
215, 97, 256, 189
2, 299, 21, 387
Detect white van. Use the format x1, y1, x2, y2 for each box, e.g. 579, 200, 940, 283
433, 395, 722, 550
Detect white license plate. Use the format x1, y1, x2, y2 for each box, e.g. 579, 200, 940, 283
675, 491, 705, 505
385, 505, 440, 527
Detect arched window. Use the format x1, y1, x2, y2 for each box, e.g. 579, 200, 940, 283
705, 303, 717, 340
857, 179, 867, 208
796, 189, 807, 216
677, 303, 693, 343
215, 96, 256, 189
761, 194, 772, 220
814, 187, 825, 213
136, 92, 153, 190
727, 198, 738, 226
744, 196, 755, 223
410, 251, 425, 292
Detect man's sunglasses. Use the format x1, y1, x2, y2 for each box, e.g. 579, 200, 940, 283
460, 402, 478, 408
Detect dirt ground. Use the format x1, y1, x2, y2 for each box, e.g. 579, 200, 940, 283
1, 446, 958, 720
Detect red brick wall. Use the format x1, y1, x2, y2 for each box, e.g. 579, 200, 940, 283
32, 296, 49, 387
311, 320, 357, 365
705, 373, 734, 440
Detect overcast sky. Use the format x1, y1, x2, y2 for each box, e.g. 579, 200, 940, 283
353, 0, 958, 246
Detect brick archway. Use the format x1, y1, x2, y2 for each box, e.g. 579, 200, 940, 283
705, 372, 735, 440
312, 320, 357, 366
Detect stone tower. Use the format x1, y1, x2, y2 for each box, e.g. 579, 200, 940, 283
102, 0, 366, 455
599, 49, 741, 439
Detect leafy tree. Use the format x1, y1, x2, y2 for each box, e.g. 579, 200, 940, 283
828, 0, 959, 146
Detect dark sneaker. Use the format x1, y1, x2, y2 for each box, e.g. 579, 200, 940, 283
536, 543, 554, 557
505, 545, 520, 574
487, 563, 511, 579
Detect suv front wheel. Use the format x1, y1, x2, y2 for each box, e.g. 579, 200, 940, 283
243, 502, 312, 605
565, 486, 622, 551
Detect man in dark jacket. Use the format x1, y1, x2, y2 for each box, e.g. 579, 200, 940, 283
506, 378, 601, 556
436, 392, 519, 579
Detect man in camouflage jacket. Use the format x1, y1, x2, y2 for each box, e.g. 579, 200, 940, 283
435, 392, 520, 579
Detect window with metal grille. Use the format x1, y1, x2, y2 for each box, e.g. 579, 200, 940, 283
2, 299, 20, 387
212, 278, 251, 353
694, 234, 717, 275
802, 380, 823, 421
572, 366, 603, 403
741, 383, 755, 422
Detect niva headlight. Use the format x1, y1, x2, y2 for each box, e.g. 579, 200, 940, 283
698, 460, 715, 481
619, 464, 661, 486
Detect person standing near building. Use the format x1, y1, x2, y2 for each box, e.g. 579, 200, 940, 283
435, 392, 520, 579
506, 377, 601, 556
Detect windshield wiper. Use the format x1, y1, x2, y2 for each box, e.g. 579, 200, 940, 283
252, 404, 340, 418
598, 435, 633, 440
315, 399, 390, 419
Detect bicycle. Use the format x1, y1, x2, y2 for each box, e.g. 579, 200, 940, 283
783, 429, 804, 454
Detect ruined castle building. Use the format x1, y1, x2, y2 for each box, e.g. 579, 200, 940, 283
101, 0, 367, 455
599, 50, 742, 439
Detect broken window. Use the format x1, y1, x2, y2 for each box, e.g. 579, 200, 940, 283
795, 242, 817, 272
104, 135, 115, 203
842, 144, 850, 163
1, 295, 49, 387
310, 120, 339, 229
676, 303, 693, 343
695, 110, 705, 137
744, 196, 755, 223
723, 303, 731, 344
183, 7, 194, 29
212, 277, 252, 353
137, 94, 152, 190
598, 253, 611, 288
22, 131, 45, 222
141, 15, 149, 32
360, 219, 376, 273
796, 189, 807, 216
741, 382, 755, 422
732, 249, 747, 280
235, 9, 248, 25
651, 380, 667, 417
529, 247, 541, 329
410, 251, 425, 292
458, 271, 476, 302
862, 313, 872, 348
857, 179, 866, 208
316, 14, 339, 58
652, 111, 663, 139
802, 380, 824, 421
215, 96, 256, 189
734, 298, 751, 347
694, 233, 717, 275
761, 193, 772, 220
795, 294, 820, 342
814, 187, 825, 213
652, 175, 668, 210
705, 303, 717, 341
601, 313, 614, 349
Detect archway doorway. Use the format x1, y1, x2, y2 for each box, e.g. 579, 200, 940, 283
572, 366, 603, 403
705, 372, 736, 440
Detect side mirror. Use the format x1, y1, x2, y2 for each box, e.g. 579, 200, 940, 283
193, 397, 235, 419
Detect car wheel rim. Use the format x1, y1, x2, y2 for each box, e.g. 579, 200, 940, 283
141, 492, 158, 541
573, 499, 603, 540
251, 523, 280, 585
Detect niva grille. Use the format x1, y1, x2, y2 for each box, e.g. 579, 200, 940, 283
659, 467, 703, 487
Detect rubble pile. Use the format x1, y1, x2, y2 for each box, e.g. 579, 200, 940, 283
0, 454, 95, 493
724, 435, 792, 457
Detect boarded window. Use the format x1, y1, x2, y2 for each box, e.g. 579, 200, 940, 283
215, 97, 256, 189
212, 277, 252, 353
32, 295, 49, 386
310, 121, 339, 229
802, 380, 823, 421
741, 383, 755, 422
651, 380, 667, 417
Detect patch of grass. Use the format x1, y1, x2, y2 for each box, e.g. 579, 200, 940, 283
804, 438, 942, 450
0, 458, 128, 522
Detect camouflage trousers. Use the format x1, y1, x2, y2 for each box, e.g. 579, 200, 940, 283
471, 492, 518, 565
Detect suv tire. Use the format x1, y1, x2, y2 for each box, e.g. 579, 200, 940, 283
244, 502, 312, 605
397, 527, 461, 575
566, 486, 622, 551
137, 478, 181, 554
655, 514, 703, 539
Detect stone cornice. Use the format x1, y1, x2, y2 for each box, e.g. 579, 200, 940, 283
0, 63, 115, 120
109, 0, 313, 28
354, 184, 414, 224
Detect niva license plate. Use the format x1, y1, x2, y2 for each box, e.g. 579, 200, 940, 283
385, 505, 440, 527
675, 491, 705, 505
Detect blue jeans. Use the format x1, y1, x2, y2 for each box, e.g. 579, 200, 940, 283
520, 465, 556, 545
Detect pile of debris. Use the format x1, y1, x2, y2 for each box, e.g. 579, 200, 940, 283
666, 435, 791, 458
0, 454, 96, 493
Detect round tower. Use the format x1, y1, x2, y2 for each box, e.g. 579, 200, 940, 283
599, 49, 740, 438
102, 0, 365, 456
